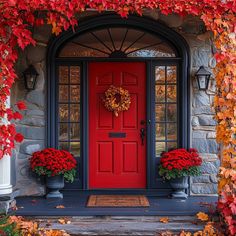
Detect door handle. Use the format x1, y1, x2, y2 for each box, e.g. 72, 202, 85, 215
140, 128, 145, 145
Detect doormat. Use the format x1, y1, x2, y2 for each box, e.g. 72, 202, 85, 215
87, 195, 150, 207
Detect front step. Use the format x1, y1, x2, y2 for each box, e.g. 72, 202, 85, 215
31, 216, 205, 235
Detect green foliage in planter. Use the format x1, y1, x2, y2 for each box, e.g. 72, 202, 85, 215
159, 165, 202, 180
33, 166, 76, 183
63, 168, 76, 182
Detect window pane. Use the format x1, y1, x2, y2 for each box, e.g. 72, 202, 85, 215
70, 142, 80, 157
156, 123, 165, 140
59, 66, 69, 83
167, 85, 177, 102
70, 104, 80, 122
155, 66, 165, 84
70, 123, 80, 140
156, 142, 165, 156
109, 28, 128, 50
59, 123, 68, 141
167, 104, 177, 122
155, 104, 165, 122
70, 85, 80, 102
155, 85, 165, 102
167, 66, 177, 83
59, 104, 69, 122
70, 66, 80, 84
81, 30, 111, 52
59, 142, 69, 151
167, 142, 177, 151
59, 42, 109, 57
167, 123, 177, 140
59, 85, 69, 102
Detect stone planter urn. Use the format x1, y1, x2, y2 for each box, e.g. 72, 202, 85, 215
46, 175, 64, 199
169, 176, 188, 199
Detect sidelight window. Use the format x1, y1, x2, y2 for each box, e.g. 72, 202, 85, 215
57, 65, 81, 158
155, 65, 178, 156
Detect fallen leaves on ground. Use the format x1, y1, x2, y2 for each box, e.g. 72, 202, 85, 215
38, 228, 70, 236
1, 215, 70, 236
159, 217, 169, 223
196, 212, 209, 221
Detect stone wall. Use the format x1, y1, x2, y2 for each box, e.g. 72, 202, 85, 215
11, 26, 52, 196
191, 81, 219, 195
12, 11, 218, 196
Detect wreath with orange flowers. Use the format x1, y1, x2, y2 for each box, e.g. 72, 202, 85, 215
103, 85, 131, 117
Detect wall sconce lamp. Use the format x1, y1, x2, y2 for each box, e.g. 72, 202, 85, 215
23, 65, 39, 90
195, 66, 211, 91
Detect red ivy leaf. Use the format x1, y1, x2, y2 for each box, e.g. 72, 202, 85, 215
14, 133, 24, 143
13, 112, 22, 120
16, 101, 27, 110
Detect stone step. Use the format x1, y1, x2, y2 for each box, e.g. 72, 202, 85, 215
30, 216, 204, 236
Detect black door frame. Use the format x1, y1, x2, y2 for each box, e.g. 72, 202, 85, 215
47, 14, 190, 194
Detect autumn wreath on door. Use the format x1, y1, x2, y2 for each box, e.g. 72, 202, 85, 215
103, 85, 131, 117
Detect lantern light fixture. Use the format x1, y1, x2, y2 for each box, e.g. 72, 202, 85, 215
195, 66, 211, 91
23, 65, 39, 90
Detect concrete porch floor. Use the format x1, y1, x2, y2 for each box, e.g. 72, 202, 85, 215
14, 191, 217, 216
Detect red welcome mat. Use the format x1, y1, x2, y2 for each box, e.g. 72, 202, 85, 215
87, 195, 150, 207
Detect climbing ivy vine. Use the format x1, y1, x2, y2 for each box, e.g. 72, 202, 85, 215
0, 0, 235, 234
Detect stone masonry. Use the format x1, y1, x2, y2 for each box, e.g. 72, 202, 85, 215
12, 11, 218, 196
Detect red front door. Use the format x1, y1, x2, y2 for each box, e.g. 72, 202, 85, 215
89, 62, 146, 188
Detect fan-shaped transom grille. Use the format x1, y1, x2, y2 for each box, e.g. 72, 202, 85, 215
59, 27, 176, 58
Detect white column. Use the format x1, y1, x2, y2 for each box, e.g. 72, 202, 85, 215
0, 97, 12, 195
0, 154, 12, 195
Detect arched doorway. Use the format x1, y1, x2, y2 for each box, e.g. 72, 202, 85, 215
47, 14, 190, 194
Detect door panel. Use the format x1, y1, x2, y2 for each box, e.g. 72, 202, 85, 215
89, 62, 146, 188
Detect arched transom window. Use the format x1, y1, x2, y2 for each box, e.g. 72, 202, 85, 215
58, 27, 176, 58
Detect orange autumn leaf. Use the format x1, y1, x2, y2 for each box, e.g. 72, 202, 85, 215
196, 212, 209, 221
55, 205, 65, 209
193, 231, 203, 236
51, 22, 62, 36
58, 218, 71, 225
180, 231, 192, 236
58, 218, 66, 224
159, 217, 169, 223
230, 158, 236, 168
218, 178, 230, 192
